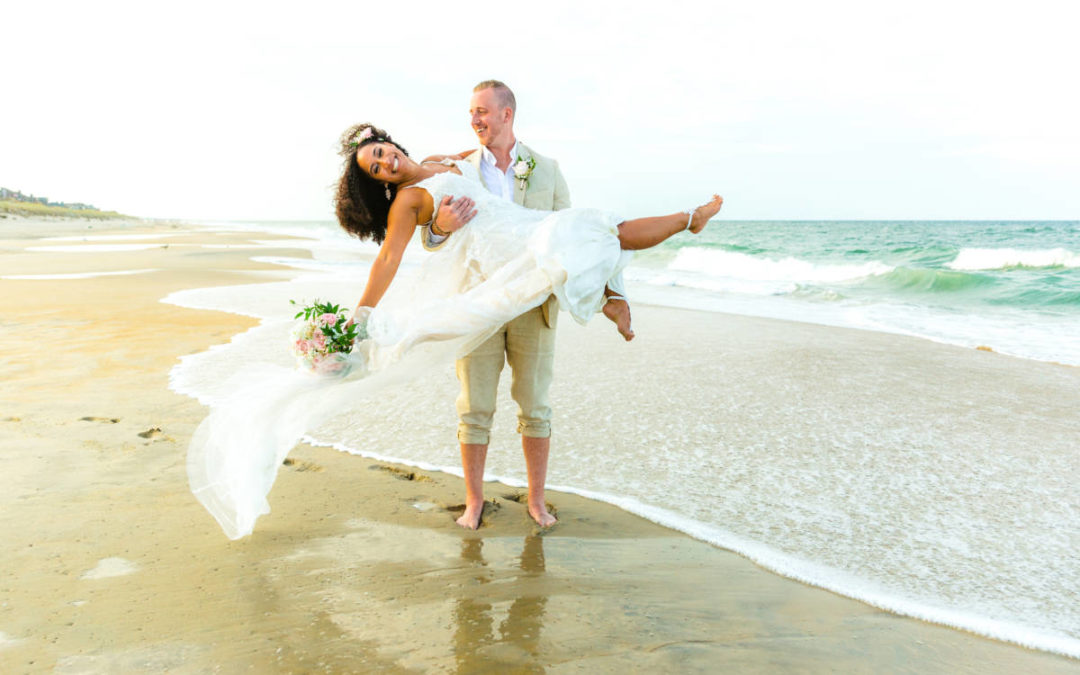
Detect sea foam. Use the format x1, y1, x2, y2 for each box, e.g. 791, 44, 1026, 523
26, 243, 169, 253
948, 247, 1079, 270
670, 247, 893, 285
1, 269, 159, 280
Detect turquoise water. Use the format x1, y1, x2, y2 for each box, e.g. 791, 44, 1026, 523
626, 220, 1080, 364
653, 220, 1080, 310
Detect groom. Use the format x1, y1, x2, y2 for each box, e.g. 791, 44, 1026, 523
425, 80, 569, 529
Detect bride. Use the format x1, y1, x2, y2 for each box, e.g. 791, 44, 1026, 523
187, 123, 722, 540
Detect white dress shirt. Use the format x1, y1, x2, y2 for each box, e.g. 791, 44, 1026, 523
478, 141, 521, 201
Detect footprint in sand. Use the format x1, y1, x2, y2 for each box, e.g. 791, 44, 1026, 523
2, 416, 20, 422
0, 631, 22, 650
80, 557, 138, 580
370, 464, 432, 482
282, 458, 324, 472
447, 499, 501, 526
137, 427, 162, 439
502, 493, 560, 522
80, 416, 120, 424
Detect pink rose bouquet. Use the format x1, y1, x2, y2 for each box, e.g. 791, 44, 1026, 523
288, 300, 364, 376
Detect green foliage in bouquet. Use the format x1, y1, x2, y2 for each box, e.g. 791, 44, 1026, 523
289, 299, 365, 352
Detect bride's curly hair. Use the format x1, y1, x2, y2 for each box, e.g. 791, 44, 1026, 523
334, 123, 410, 243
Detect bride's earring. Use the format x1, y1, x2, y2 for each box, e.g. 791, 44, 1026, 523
384, 184, 391, 200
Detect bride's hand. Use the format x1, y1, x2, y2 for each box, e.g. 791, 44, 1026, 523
348, 306, 373, 329
433, 196, 477, 235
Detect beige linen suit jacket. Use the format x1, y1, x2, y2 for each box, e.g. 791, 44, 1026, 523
422, 142, 571, 326
469, 142, 571, 211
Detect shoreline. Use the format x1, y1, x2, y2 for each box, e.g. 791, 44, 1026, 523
2, 217, 1078, 672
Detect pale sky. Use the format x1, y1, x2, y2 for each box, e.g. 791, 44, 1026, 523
3, 0, 1079, 221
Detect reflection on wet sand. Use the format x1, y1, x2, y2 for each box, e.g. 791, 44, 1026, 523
453, 535, 548, 674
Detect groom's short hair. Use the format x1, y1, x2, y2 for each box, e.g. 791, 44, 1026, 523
474, 80, 516, 114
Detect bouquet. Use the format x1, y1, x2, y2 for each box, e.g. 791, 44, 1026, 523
289, 300, 365, 376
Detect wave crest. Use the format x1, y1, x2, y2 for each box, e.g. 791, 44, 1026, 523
947, 248, 1079, 270
669, 247, 893, 283
876, 267, 992, 294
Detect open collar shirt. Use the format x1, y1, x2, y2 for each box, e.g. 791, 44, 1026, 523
479, 141, 521, 201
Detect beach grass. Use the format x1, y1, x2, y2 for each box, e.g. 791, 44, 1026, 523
0, 200, 130, 220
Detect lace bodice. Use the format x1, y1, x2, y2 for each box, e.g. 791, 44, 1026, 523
408, 161, 551, 282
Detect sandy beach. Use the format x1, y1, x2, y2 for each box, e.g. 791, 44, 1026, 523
1, 217, 1078, 674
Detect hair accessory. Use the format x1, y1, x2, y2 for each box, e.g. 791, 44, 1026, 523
384, 184, 391, 200
350, 127, 376, 149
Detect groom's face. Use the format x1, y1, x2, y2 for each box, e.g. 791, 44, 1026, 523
470, 87, 511, 147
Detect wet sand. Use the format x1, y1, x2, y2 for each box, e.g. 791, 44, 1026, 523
1, 217, 1077, 673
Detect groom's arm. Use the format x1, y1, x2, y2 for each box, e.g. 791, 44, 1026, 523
421, 224, 449, 251
421, 149, 477, 164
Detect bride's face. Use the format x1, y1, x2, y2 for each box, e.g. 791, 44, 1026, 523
357, 143, 408, 184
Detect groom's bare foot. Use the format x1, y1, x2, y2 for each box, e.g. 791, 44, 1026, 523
603, 298, 635, 341
689, 194, 724, 234
455, 500, 485, 530
528, 501, 557, 528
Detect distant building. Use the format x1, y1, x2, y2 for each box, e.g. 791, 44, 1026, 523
0, 187, 98, 211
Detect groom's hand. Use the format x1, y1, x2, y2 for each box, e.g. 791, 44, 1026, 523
433, 196, 477, 235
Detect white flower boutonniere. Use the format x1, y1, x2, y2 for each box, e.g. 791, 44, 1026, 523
512, 155, 536, 190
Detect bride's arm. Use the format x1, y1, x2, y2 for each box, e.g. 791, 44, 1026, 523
354, 189, 426, 311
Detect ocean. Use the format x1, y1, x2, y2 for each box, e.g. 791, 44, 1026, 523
631, 219, 1080, 366
163, 218, 1080, 658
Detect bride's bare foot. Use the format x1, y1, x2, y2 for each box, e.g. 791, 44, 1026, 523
528, 500, 557, 528
689, 194, 724, 234
455, 500, 484, 530
603, 297, 634, 341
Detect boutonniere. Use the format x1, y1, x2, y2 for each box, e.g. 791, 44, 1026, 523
512, 155, 536, 190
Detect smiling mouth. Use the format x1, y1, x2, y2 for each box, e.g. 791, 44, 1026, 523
392, 156, 399, 172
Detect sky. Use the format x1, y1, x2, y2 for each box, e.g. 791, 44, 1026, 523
3, 0, 1079, 222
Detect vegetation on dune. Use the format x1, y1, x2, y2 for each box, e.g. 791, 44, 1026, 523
0, 200, 131, 220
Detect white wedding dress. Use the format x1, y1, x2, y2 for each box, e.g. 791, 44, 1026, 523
188, 161, 634, 539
